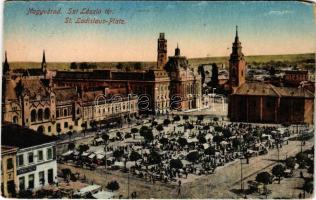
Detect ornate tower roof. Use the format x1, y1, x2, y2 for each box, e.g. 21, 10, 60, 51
230, 25, 244, 62
175, 43, 180, 56
3, 51, 10, 75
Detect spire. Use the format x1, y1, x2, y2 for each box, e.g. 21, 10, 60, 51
236, 25, 238, 37
41, 49, 47, 74
175, 43, 180, 56
3, 51, 10, 74
5, 51, 7, 64
42, 50, 46, 63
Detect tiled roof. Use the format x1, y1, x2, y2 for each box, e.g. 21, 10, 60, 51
21, 79, 50, 99
233, 82, 314, 98
234, 83, 280, 97
54, 87, 78, 102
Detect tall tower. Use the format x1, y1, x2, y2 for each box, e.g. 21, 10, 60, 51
229, 26, 246, 91
41, 50, 47, 78
3, 51, 9, 75
157, 33, 167, 70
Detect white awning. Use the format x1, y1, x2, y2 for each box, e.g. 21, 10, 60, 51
73, 184, 101, 196
92, 191, 116, 199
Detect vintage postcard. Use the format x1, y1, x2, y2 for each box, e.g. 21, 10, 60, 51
1, 0, 315, 199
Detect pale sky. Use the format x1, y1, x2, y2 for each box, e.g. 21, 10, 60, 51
3, 1, 316, 62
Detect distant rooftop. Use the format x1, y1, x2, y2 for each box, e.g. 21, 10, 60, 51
1, 123, 57, 149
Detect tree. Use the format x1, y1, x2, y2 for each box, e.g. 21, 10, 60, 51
256, 171, 272, 185
68, 142, 75, 150
183, 115, 189, 121
170, 159, 183, 169
173, 115, 180, 122
186, 151, 200, 163
159, 137, 169, 146
140, 126, 154, 143
197, 115, 204, 121
303, 181, 313, 193
203, 125, 210, 131
156, 124, 164, 133
223, 129, 232, 139
61, 168, 72, 181
177, 137, 188, 147
213, 117, 219, 122
211, 63, 219, 87
113, 149, 124, 161
285, 157, 296, 169
129, 151, 142, 163
163, 119, 171, 127
102, 133, 109, 144
116, 63, 123, 70
131, 128, 139, 134
134, 62, 143, 70
67, 131, 73, 141
151, 120, 158, 127
56, 127, 62, 137
106, 180, 120, 192
70, 62, 77, 69
204, 146, 216, 156
214, 126, 222, 132
213, 135, 224, 145
81, 122, 87, 136
272, 164, 285, 184
197, 134, 207, 144
78, 144, 89, 153
296, 152, 308, 168
148, 150, 161, 164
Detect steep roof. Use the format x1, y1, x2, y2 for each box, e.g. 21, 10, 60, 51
233, 82, 314, 98
21, 78, 50, 100
234, 82, 280, 97
276, 87, 314, 98
54, 87, 78, 102
1, 123, 57, 149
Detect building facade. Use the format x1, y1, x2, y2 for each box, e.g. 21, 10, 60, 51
2, 33, 202, 135
1, 146, 18, 198
1, 124, 58, 193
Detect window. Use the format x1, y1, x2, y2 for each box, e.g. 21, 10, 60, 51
28, 152, 34, 164
18, 155, 24, 166
76, 108, 80, 115
64, 122, 68, 128
31, 110, 36, 122
48, 126, 51, 132
56, 110, 60, 118
44, 108, 50, 120
39, 171, 45, 185
6, 158, 13, 170
28, 174, 34, 189
38, 150, 43, 161
19, 177, 25, 191
47, 148, 53, 160
63, 109, 68, 116
38, 109, 43, 121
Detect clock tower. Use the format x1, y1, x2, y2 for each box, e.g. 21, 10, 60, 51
229, 26, 246, 92
157, 33, 167, 70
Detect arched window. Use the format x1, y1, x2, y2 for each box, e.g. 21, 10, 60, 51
38, 109, 43, 121
63, 109, 68, 116
31, 110, 37, 122
44, 108, 50, 120
13, 116, 18, 124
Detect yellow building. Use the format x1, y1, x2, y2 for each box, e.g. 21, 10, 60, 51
1, 146, 18, 198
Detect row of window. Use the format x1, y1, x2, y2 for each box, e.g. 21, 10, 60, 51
19, 168, 54, 191
17, 148, 53, 167
30, 108, 50, 122
56, 107, 72, 118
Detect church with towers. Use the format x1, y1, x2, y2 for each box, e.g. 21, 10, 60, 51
228, 26, 314, 124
